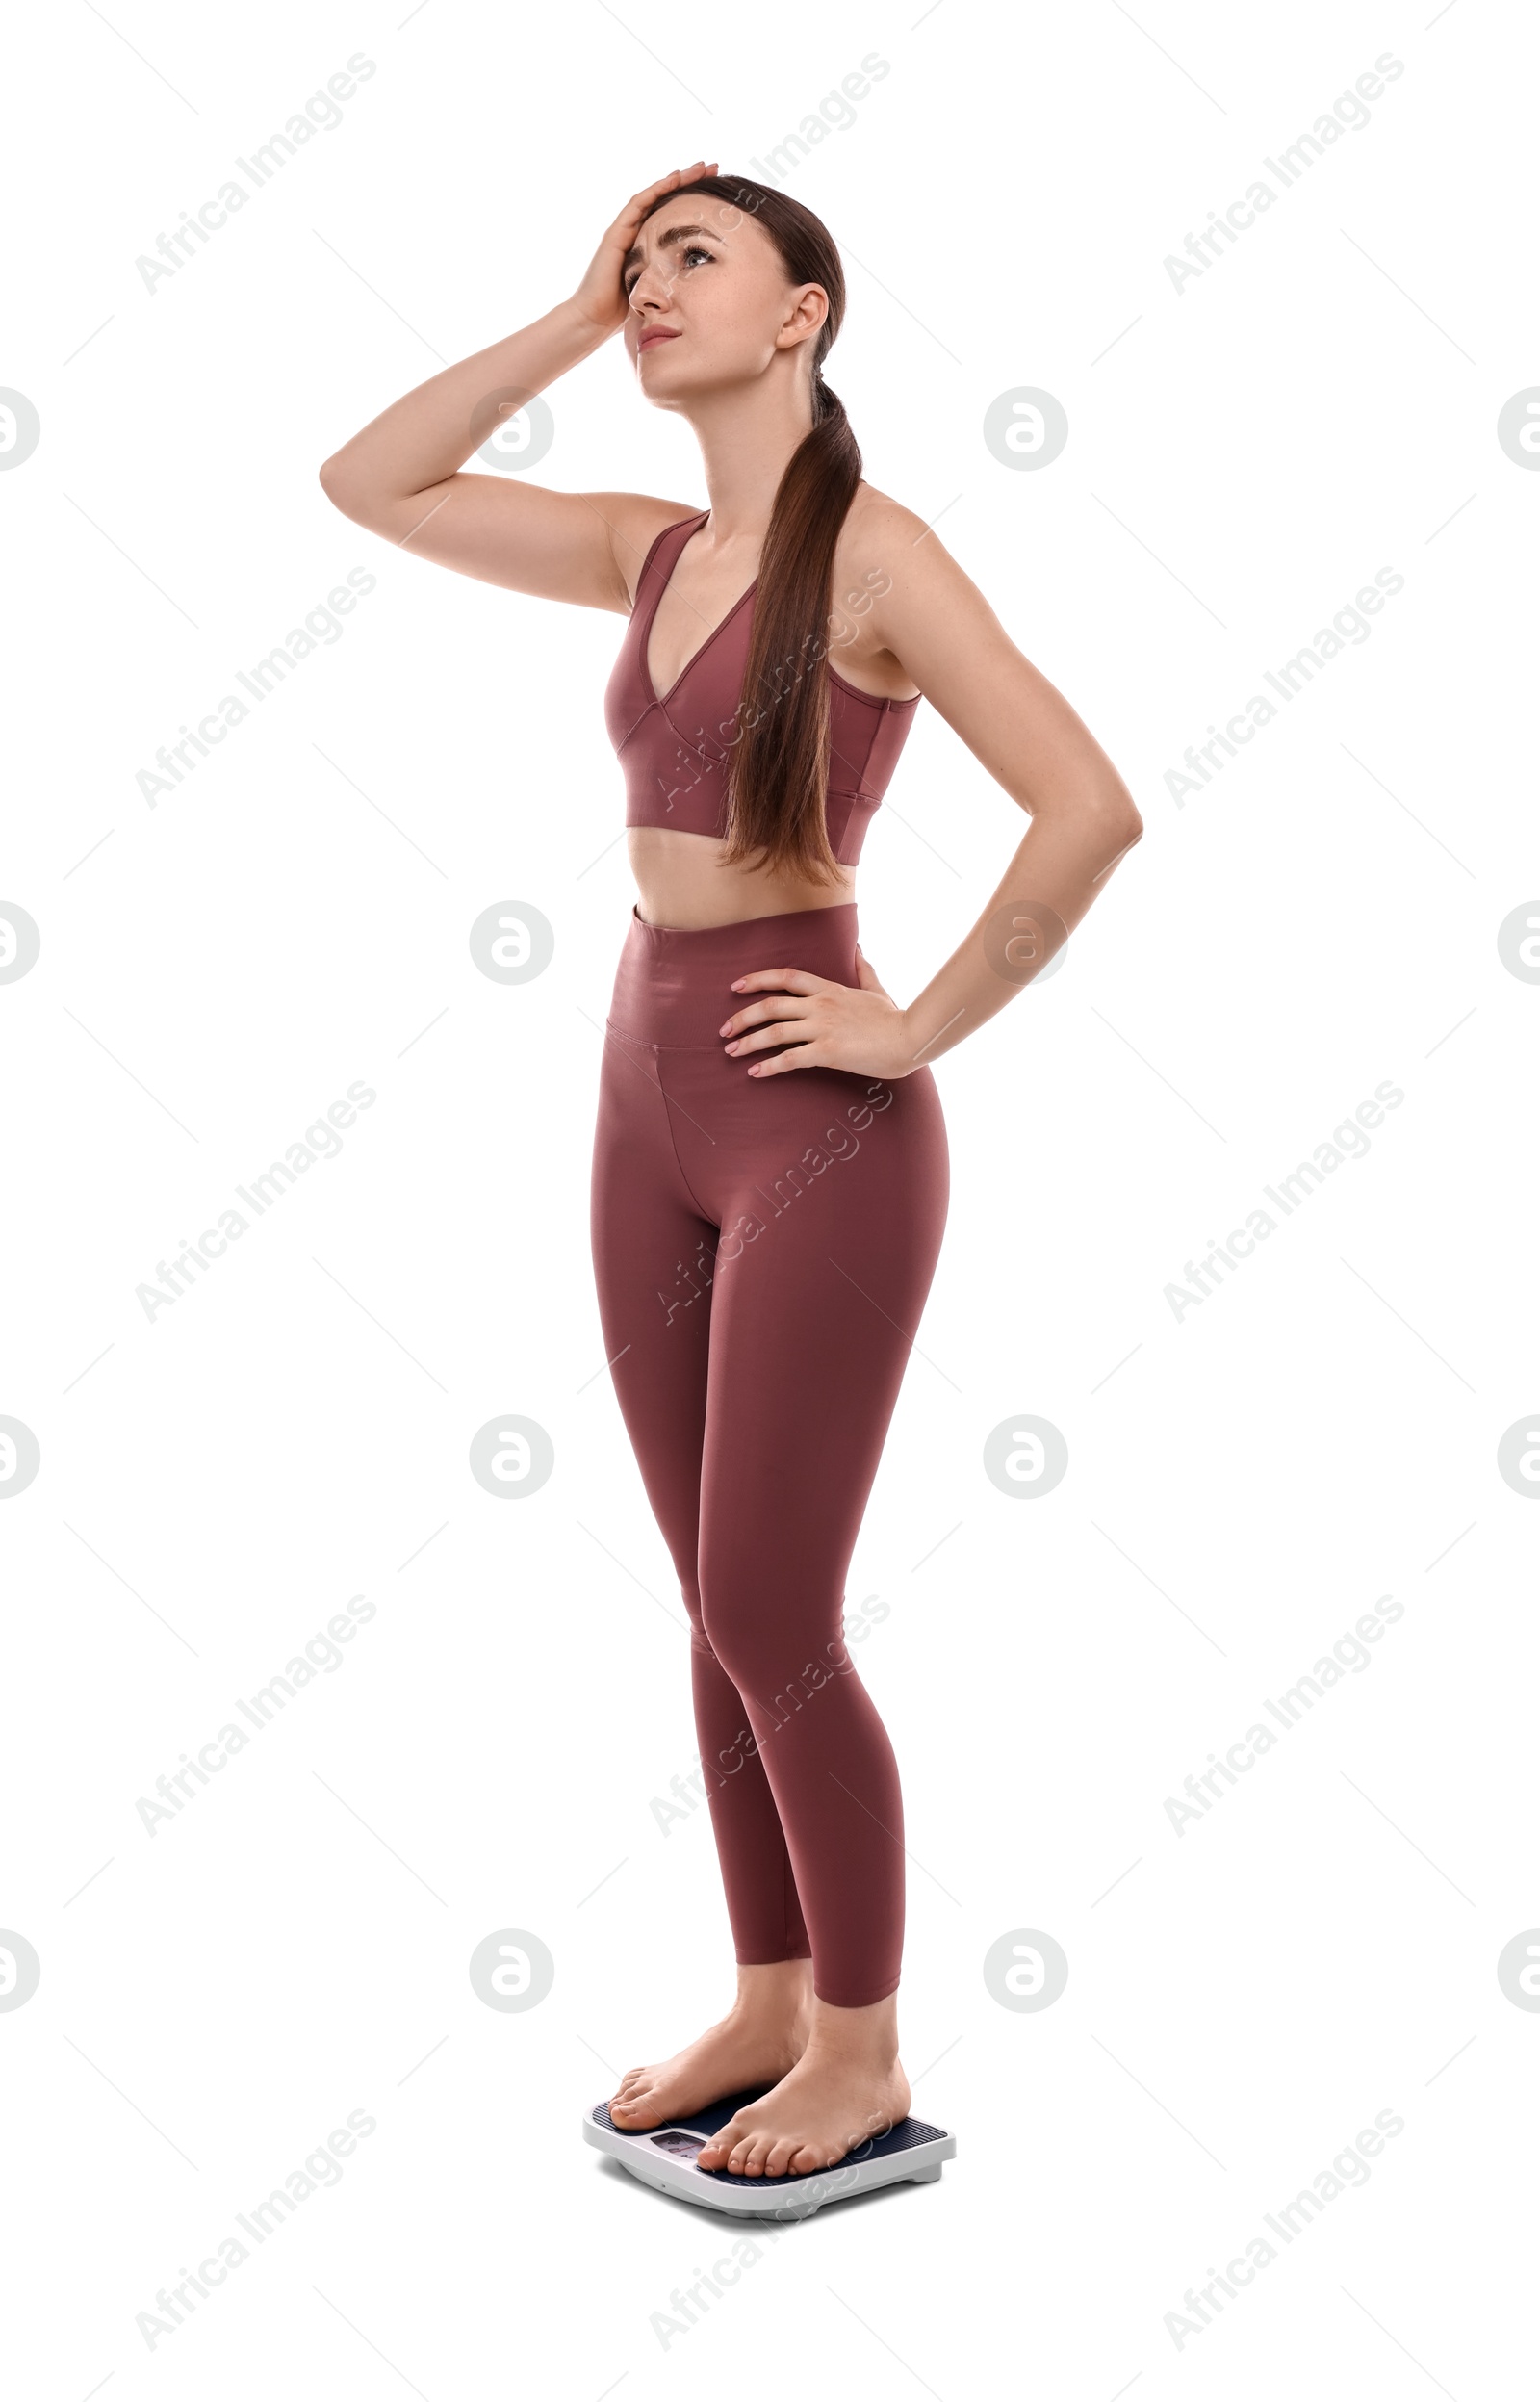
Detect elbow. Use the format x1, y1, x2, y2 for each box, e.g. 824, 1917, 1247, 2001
1087, 782, 1142, 881
318, 453, 369, 523
1109, 803, 1144, 875
1101, 774, 1143, 848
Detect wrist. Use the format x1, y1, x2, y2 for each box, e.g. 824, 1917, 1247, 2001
558, 290, 624, 348
893, 1006, 923, 1078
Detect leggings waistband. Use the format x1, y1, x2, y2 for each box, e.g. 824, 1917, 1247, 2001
606, 901, 860, 1047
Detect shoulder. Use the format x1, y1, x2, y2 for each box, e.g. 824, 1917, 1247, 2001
831, 480, 978, 636
837, 478, 1005, 655
824, 482, 966, 702
838, 480, 933, 557
585, 493, 704, 613
828, 481, 1048, 729
834, 480, 968, 606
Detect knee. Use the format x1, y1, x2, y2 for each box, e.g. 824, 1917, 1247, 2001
695, 1579, 751, 1684
698, 1562, 842, 1700
696, 1561, 781, 1691
680, 1572, 715, 1658
684, 1573, 763, 1681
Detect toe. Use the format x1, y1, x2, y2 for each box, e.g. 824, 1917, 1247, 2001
763, 2135, 800, 2176
611, 2082, 661, 2126
701, 2116, 741, 2169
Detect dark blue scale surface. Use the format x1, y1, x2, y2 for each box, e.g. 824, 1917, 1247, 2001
592, 2084, 947, 2189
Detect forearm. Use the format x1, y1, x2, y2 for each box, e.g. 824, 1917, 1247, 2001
319, 296, 609, 503
902, 783, 1142, 1071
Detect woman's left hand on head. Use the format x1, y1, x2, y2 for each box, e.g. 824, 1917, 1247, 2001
717, 943, 920, 1081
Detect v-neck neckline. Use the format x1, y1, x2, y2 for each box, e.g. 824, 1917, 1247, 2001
642, 511, 759, 709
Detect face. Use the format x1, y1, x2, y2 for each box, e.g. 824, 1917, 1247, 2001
621, 195, 826, 403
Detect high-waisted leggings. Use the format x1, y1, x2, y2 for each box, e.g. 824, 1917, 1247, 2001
589, 900, 949, 2007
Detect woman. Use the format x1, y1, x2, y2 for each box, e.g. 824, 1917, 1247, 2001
320, 165, 1142, 2181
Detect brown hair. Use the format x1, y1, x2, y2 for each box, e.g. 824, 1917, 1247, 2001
634, 173, 860, 886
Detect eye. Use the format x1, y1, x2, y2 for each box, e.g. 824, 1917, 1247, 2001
627, 244, 716, 297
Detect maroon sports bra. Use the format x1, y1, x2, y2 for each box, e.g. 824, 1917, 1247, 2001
603, 508, 919, 866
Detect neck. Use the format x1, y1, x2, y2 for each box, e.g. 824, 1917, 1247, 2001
673, 355, 819, 553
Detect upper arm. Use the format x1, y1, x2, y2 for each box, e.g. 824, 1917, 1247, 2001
855, 497, 1141, 825
315, 471, 696, 617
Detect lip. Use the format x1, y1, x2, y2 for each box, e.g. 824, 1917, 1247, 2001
637, 327, 681, 351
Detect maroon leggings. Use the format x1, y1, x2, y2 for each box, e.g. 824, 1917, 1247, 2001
589, 901, 949, 2007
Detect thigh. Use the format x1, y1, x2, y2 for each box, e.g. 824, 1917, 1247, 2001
689, 1063, 950, 1651
590, 1029, 718, 1590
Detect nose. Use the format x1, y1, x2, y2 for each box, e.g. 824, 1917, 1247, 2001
627, 253, 676, 316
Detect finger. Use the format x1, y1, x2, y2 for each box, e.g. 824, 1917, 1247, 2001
727, 967, 822, 996
618, 162, 716, 249
725, 965, 816, 994
622, 177, 674, 220
651, 162, 707, 196
745, 1046, 819, 1077
729, 1020, 816, 1055
619, 166, 693, 226
721, 994, 808, 1035
744, 1056, 816, 1085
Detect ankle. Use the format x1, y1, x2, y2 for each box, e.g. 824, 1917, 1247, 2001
803, 1998, 902, 2072
803, 2037, 903, 2079
725, 1963, 813, 2036
720, 2006, 808, 2045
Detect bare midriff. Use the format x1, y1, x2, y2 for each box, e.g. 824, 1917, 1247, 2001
627, 825, 856, 931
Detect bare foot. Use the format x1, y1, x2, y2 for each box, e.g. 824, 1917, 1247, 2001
609, 1963, 813, 2131
695, 2036, 911, 2177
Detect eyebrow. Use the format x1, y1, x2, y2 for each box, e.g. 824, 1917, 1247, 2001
621, 222, 722, 277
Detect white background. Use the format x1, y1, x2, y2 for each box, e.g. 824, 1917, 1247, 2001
3, 0, 1536, 2393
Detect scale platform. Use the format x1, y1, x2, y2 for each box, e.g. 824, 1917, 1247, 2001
584, 2083, 955, 2220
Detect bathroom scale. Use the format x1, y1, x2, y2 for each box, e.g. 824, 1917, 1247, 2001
583, 2083, 955, 2220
